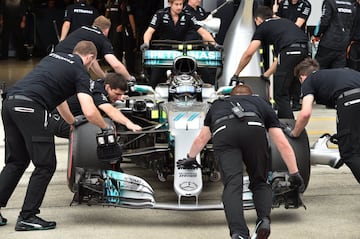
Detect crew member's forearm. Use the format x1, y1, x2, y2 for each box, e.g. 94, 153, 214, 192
234, 54, 252, 76
78, 93, 107, 129
57, 101, 75, 125
60, 21, 70, 41
188, 127, 211, 158
113, 64, 131, 80
188, 139, 206, 158
292, 112, 310, 137
90, 60, 106, 79
279, 147, 299, 174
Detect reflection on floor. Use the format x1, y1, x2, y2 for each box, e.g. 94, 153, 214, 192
0, 57, 115, 92
0, 58, 40, 91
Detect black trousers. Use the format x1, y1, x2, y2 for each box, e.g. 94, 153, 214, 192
0, 98, 56, 219
274, 46, 308, 119
347, 41, 360, 72
212, 117, 272, 237
316, 45, 347, 69
109, 29, 124, 62
1, 20, 25, 59
336, 91, 360, 183
122, 30, 136, 75
149, 68, 168, 88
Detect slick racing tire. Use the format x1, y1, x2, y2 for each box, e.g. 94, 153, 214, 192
270, 119, 311, 190
239, 76, 270, 101
67, 118, 114, 192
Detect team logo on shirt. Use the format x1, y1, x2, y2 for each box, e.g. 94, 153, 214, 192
82, 26, 102, 35
49, 53, 74, 64
180, 15, 186, 23
162, 13, 170, 24
151, 14, 158, 25
191, 16, 200, 26
163, 13, 170, 20
89, 80, 95, 92
101, 93, 107, 102
73, 8, 94, 14
179, 15, 186, 26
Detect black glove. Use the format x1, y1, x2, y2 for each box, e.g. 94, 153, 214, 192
280, 122, 296, 138
99, 124, 116, 138
177, 155, 202, 169
229, 75, 244, 86
128, 75, 136, 87
101, 124, 114, 132
260, 74, 270, 83
329, 133, 338, 145
214, 43, 224, 50
140, 43, 149, 51
73, 115, 87, 127
288, 172, 305, 193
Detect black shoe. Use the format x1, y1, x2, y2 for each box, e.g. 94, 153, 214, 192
251, 218, 270, 239
15, 215, 56, 231
0, 213, 7, 226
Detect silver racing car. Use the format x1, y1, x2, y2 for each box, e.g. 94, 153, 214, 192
67, 39, 313, 211
66, 0, 340, 212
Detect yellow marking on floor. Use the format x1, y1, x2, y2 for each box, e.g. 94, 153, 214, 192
309, 117, 336, 121
307, 131, 335, 135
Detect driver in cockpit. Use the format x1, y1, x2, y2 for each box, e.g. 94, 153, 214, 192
141, 0, 219, 88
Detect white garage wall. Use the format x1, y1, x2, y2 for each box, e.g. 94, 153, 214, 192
307, 0, 323, 26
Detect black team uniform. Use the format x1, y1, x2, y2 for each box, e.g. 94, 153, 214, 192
0, 52, 94, 230
146, 7, 202, 88
301, 68, 360, 183
204, 94, 281, 238
253, 17, 308, 119
63, 1, 99, 34
55, 25, 113, 59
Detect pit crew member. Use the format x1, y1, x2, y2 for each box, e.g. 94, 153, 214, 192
178, 84, 304, 239
55, 15, 134, 82
49, 72, 142, 138
290, 57, 360, 183
0, 41, 111, 231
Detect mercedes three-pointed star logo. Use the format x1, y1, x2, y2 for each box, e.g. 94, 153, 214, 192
179, 182, 198, 191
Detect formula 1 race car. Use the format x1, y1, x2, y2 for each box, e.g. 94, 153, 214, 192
67, 40, 312, 211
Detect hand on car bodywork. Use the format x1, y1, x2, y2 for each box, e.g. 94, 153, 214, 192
126, 121, 142, 132
177, 155, 202, 169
